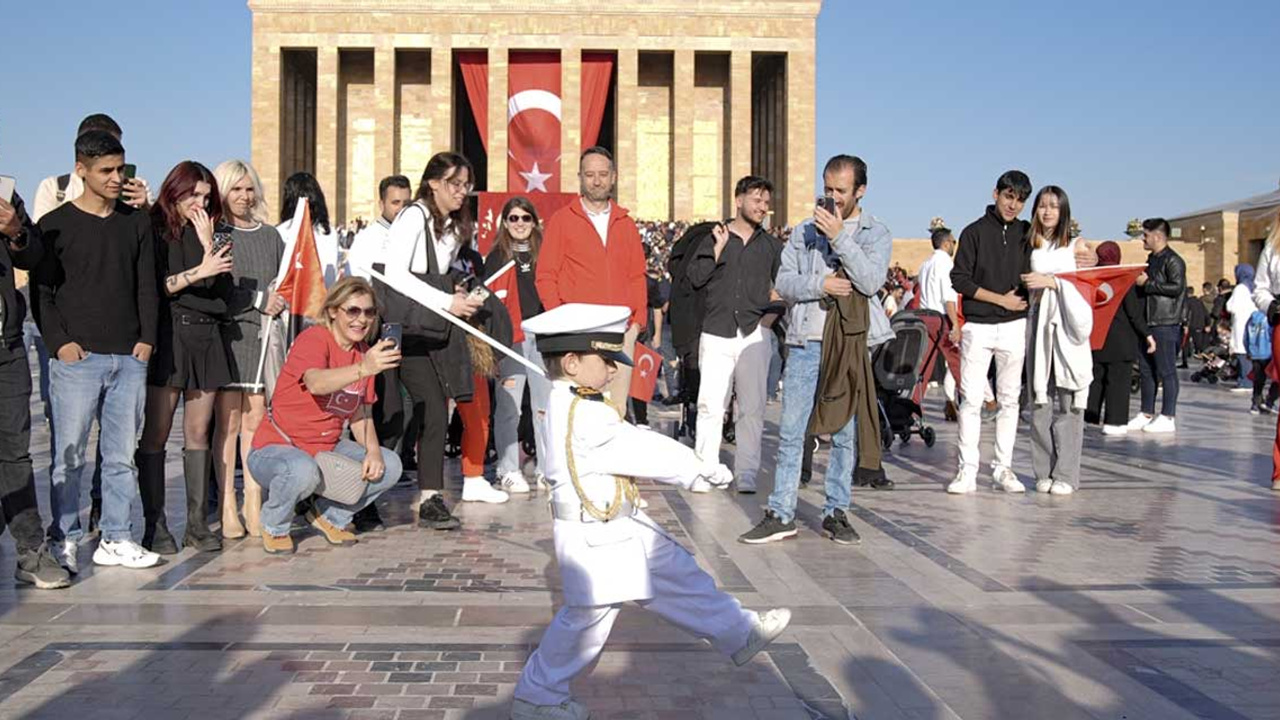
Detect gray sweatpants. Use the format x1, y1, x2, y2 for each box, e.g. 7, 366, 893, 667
1030, 380, 1085, 489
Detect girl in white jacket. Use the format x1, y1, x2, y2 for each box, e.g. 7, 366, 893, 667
1021, 186, 1094, 495
1250, 215, 1280, 491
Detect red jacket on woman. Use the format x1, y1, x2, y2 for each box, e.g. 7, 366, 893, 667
535, 199, 648, 330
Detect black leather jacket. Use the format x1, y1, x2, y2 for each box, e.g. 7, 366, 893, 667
1141, 247, 1186, 327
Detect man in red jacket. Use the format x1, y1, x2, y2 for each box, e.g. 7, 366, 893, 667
536, 147, 647, 414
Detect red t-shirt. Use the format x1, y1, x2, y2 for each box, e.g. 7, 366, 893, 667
253, 325, 377, 455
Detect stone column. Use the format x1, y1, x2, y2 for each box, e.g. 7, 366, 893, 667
374, 45, 396, 190
672, 49, 695, 222
430, 44, 453, 161
487, 48, 509, 192
251, 38, 281, 217
316, 46, 340, 210
615, 49, 639, 211
785, 47, 816, 227
729, 50, 752, 203
560, 47, 582, 191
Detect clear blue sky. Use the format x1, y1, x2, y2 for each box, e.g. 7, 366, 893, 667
3, 1, 1277, 240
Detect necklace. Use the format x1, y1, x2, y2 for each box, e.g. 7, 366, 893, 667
512, 242, 533, 272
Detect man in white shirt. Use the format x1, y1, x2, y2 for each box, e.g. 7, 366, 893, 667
916, 227, 964, 418
348, 175, 412, 280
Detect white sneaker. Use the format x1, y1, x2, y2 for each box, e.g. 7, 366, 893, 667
1126, 414, 1154, 431
462, 476, 510, 504
1142, 415, 1176, 434
1230, 387, 1252, 394
1035, 478, 1054, 493
53, 539, 79, 575
499, 471, 531, 494
992, 467, 1026, 493
92, 539, 160, 569
689, 477, 713, 493
732, 608, 792, 666
1050, 481, 1076, 495
736, 476, 757, 494
535, 472, 551, 492
946, 474, 977, 494
510, 697, 590, 720
1102, 424, 1128, 436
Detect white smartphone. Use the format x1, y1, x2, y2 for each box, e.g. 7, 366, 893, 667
0, 176, 15, 204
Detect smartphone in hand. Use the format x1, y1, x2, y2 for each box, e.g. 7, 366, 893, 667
0, 175, 15, 204
380, 322, 403, 350
211, 229, 234, 255
816, 196, 836, 216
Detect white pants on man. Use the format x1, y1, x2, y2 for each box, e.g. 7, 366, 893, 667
513, 530, 754, 706
957, 319, 1026, 481
694, 326, 770, 486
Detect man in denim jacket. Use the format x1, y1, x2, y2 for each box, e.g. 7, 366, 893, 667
739, 155, 892, 546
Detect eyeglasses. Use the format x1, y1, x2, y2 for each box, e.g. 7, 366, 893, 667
339, 306, 378, 319
445, 177, 473, 194
506, 214, 534, 224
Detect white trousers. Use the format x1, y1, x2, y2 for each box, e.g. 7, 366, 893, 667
957, 319, 1026, 481
513, 533, 754, 706
694, 327, 770, 481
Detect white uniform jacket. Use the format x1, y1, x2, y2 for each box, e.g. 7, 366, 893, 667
542, 380, 719, 607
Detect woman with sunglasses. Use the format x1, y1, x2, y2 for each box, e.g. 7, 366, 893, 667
137, 161, 236, 555
381, 152, 490, 530
246, 278, 402, 554
483, 197, 549, 494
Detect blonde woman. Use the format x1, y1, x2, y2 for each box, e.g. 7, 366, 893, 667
247, 278, 402, 554
211, 160, 287, 537
1250, 213, 1280, 491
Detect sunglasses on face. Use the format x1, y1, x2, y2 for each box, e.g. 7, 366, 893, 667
339, 306, 378, 319
506, 213, 534, 223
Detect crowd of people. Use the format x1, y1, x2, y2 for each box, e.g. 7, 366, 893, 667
4, 111, 1280, 601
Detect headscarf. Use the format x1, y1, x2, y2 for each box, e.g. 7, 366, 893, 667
1096, 241, 1121, 267
1234, 263, 1255, 292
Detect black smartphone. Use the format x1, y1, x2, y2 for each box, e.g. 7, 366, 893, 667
122, 164, 137, 182
380, 322, 402, 350
211, 229, 234, 255
817, 196, 836, 216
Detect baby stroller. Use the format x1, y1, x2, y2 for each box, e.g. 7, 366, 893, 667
871, 311, 939, 449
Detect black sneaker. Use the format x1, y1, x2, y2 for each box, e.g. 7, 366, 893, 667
854, 467, 895, 490
738, 511, 798, 544
822, 509, 861, 545
418, 494, 462, 531
15, 544, 72, 590
86, 499, 102, 540
352, 504, 385, 533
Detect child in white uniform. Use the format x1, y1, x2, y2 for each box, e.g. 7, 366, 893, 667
511, 303, 791, 720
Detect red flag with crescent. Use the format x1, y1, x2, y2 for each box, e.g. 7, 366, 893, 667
276, 201, 326, 319
1055, 265, 1146, 350
508, 52, 562, 194
629, 342, 662, 402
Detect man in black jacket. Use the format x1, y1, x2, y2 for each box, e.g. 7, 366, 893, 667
1128, 218, 1185, 434
947, 171, 1033, 495
0, 189, 70, 589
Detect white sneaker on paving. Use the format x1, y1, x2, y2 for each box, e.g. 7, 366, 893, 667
1102, 424, 1129, 436
92, 540, 160, 569
1035, 478, 1054, 494
510, 697, 590, 720
462, 476, 510, 503
1126, 414, 1154, 431
993, 467, 1025, 493
733, 608, 792, 666
946, 474, 977, 494
53, 539, 79, 575
1230, 387, 1252, 394
1050, 481, 1076, 495
689, 477, 712, 493
1142, 415, 1176, 434
499, 471, 531, 494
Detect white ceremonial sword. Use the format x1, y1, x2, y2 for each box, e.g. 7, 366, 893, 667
357, 264, 546, 378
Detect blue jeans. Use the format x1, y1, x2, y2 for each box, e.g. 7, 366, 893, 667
247, 440, 402, 537
48, 353, 147, 543
766, 331, 783, 400
767, 341, 856, 524
1139, 325, 1180, 417
1234, 354, 1252, 389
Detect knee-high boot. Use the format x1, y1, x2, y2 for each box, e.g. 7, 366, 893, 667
182, 449, 222, 552
137, 450, 178, 555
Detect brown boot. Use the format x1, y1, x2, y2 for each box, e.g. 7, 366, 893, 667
262, 532, 295, 555
306, 509, 358, 546
243, 476, 263, 538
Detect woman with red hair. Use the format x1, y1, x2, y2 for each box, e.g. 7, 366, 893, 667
136, 161, 238, 554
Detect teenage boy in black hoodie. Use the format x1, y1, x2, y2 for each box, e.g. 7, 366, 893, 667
948, 171, 1032, 494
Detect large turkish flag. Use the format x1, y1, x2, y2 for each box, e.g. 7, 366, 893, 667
508, 52, 562, 194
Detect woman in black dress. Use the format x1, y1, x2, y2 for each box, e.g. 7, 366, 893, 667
136, 161, 237, 554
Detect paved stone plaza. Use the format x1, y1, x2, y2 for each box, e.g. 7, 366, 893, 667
1, 367, 1278, 720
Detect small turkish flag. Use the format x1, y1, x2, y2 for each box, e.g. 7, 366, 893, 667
629, 342, 662, 402
276, 200, 327, 320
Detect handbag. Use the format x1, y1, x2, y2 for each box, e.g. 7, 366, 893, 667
266, 410, 368, 506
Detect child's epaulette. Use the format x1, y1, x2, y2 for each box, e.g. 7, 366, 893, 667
573, 386, 605, 402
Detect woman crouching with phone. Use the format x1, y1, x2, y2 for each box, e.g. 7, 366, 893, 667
247, 278, 402, 555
